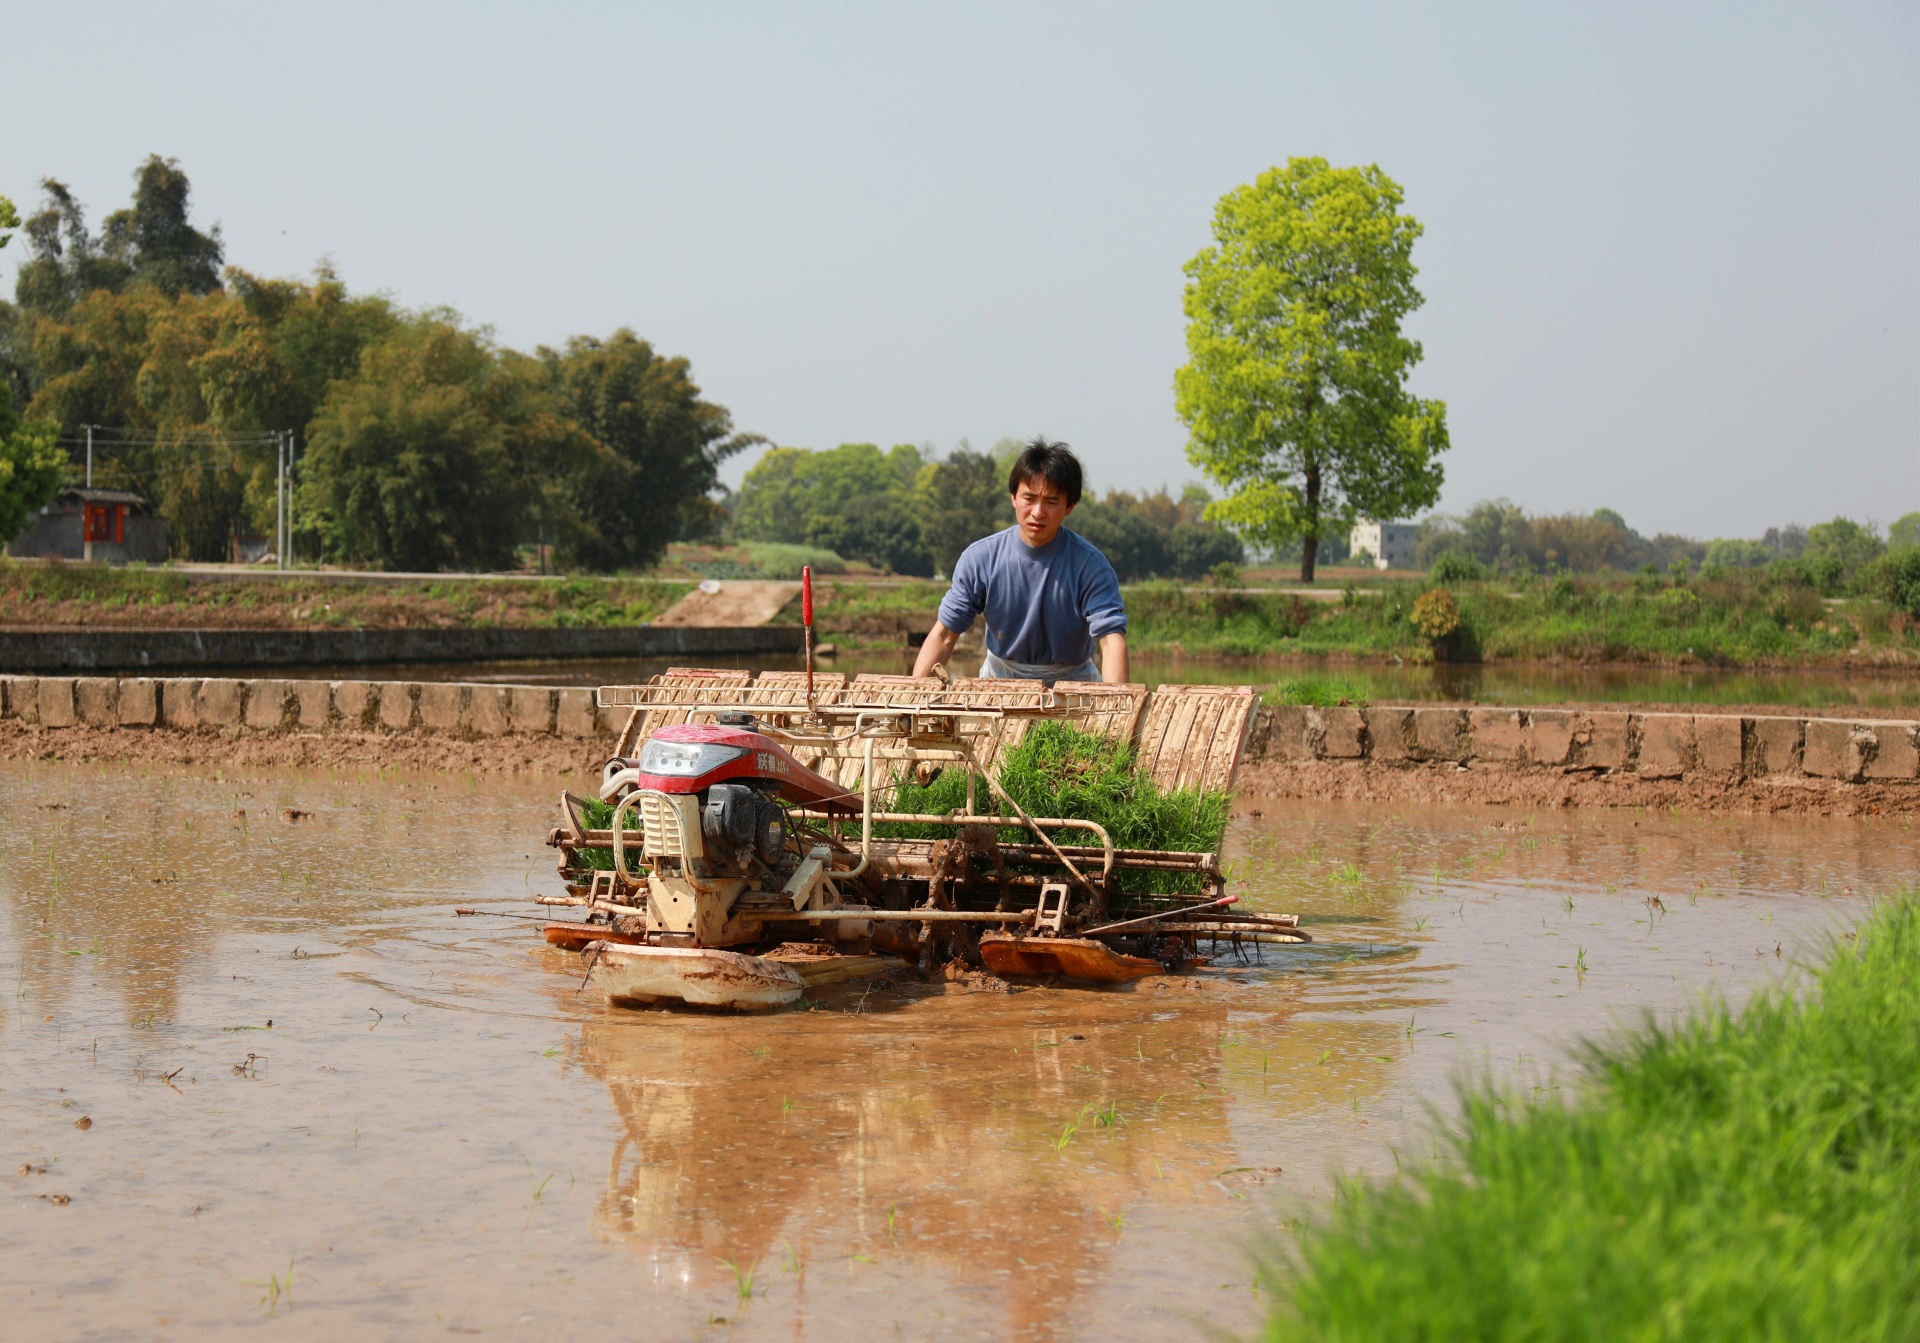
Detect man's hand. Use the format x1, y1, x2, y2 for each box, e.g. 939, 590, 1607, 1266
1099, 632, 1129, 685
912, 621, 962, 679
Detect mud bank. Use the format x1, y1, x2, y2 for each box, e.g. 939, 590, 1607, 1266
1236, 760, 1920, 816
4, 673, 1917, 813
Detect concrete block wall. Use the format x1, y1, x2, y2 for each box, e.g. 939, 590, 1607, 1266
1253, 704, 1919, 785
4, 674, 1915, 788
1, 675, 623, 742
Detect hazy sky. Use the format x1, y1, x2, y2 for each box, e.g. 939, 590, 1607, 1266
4, 2, 1914, 538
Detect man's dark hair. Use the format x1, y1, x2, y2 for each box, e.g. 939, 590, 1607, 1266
1007, 437, 1083, 507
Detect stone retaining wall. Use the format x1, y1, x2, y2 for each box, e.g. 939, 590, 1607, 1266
2, 674, 619, 740
5, 675, 1917, 788
1253, 705, 1919, 785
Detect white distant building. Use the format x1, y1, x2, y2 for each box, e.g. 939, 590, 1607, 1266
1349, 520, 1418, 569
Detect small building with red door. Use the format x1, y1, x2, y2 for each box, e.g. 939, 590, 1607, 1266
5, 487, 169, 564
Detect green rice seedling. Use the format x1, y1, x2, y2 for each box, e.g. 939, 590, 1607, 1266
880, 722, 1229, 897
718, 1251, 757, 1301
1052, 1121, 1079, 1152
573, 796, 645, 874
1332, 862, 1363, 884
523, 1158, 554, 1207
1259, 891, 1920, 1342
251, 1258, 295, 1316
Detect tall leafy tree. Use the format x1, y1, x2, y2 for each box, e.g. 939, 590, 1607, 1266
13, 180, 134, 316
1176, 157, 1449, 581
101, 156, 224, 298
0, 379, 63, 546
543, 329, 753, 571
912, 448, 1008, 577
805, 491, 932, 575
734, 442, 919, 545
298, 316, 523, 571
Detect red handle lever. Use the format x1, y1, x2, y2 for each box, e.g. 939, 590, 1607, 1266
802, 566, 813, 626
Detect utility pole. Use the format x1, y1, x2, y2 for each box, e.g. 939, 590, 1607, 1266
276, 431, 287, 572
85, 424, 93, 488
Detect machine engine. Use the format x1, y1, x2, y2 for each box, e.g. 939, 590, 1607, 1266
697, 782, 789, 879
599, 712, 852, 885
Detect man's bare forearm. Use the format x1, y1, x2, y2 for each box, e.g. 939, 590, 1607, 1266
912, 622, 962, 679
1099, 633, 1129, 685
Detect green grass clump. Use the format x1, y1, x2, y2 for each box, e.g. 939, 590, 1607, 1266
739, 542, 848, 579
1265, 674, 1371, 707
878, 721, 1228, 894
1264, 893, 1920, 1342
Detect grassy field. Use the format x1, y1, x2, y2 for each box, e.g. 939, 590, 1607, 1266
3, 558, 1914, 670
0, 563, 690, 629
1262, 893, 1920, 1342
807, 571, 1919, 668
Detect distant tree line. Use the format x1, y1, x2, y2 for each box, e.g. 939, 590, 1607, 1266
1418, 499, 1920, 599
727, 438, 1244, 580
0, 157, 754, 570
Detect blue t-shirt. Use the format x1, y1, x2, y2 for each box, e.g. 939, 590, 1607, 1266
936, 526, 1128, 665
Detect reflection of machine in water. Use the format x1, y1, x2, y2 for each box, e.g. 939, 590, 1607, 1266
534, 663, 1307, 1010
569, 990, 1252, 1337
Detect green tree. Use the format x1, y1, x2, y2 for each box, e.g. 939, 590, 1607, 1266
0, 379, 64, 547
13, 159, 220, 321
1704, 537, 1773, 570
1886, 512, 1920, 553
0, 194, 18, 250
13, 179, 135, 316
1176, 157, 1448, 581
913, 448, 1008, 577
1070, 496, 1167, 581
298, 316, 523, 571
543, 329, 752, 571
734, 442, 919, 545
805, 491, 932, 575
1801, 516, 1885, 593
100, 156, 224, 298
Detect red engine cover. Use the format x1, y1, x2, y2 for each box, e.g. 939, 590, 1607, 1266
634, 724, 857, 813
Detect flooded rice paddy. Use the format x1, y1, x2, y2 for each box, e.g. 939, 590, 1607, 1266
1, 763, 1911, 1340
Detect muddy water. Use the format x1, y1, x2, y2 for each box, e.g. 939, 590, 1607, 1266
1, 766, 1910, 1341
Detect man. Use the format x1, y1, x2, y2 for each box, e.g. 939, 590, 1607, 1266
912, 438, 1129, 684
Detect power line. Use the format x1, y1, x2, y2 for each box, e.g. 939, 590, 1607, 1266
56, 435, 284, 446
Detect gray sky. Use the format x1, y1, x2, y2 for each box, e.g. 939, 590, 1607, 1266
4, 2, 1914, 538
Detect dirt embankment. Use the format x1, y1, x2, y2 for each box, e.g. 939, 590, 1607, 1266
0, 569, 688, 630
